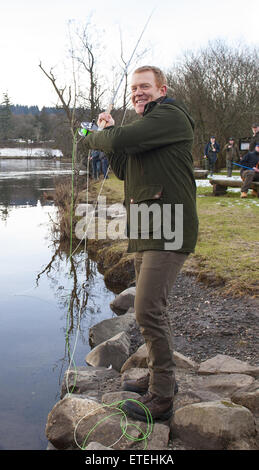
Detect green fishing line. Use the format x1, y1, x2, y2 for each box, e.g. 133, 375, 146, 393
74, 399, 154, 450
65, 130, 155, 449
65, 129, 80, 395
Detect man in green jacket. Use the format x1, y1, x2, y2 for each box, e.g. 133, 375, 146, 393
223, 137, 240, 177
84, 65, 199, 422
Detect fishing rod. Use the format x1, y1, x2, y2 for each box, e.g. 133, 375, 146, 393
233, 162, 258, 171
78, 7, 156, 137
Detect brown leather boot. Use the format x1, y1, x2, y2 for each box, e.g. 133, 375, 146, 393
122, 374, 150, 394
120, 391, 174, 422
251, 190, 258, 197
241, 192, 247, 198
122, 374, 178, 395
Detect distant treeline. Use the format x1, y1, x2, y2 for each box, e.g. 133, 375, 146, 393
10, 105, 65, 116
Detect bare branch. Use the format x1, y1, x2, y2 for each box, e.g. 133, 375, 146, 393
39, 62, 75, 133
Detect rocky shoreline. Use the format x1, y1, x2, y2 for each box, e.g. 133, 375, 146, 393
45, 184, 258, 451
45, 284, 259, 451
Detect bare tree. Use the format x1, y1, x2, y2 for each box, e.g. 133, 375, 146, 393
167, 40, 259, 167
38, 62, 77, 135
69, 19, 106, 121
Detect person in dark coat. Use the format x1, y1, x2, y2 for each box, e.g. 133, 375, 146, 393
223, 137, 240, 177
90, 149, 101, 180
100, 151, 109, 179
204, 136, 220, 177
249, 123, 259, 152
240, 143, 259, 198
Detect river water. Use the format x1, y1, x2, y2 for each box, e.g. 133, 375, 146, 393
0, 158, 115, 450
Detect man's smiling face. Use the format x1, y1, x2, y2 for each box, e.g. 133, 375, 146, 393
131, 70, 167, 115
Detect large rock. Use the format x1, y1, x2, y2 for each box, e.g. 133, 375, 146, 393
172, 399, 256, 450
85, 331, 131, 371
172, 371, 255, 414
198, 354, 259, 378
195, 373, 255, 396
110, 287, 136, 315
175, 390, 222, 411
102, 391, 140, 405
46, 396, 104, 449
121, 344, 148, 372
89, 312, 135, 348
46, 394, 147, 450
120, 345, 199, 374
84, 442, 111, 450
145, 423, 170, 450
173, 351, 199, 370
105, 257, 135, 293
60, 366, 120, 399
231, 380, 259, 414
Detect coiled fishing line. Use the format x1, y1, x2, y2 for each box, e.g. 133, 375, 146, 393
73, 399, 153, 450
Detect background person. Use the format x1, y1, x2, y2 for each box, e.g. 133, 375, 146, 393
249, 123, 259, 152
240, 142, 259, 198
90, 149, 101, 180
223, 137, 240, 177
100, 151, 109, 179
204, 136, 220, 177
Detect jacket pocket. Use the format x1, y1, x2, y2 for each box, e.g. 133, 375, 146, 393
129, 185, 163, 204
128, 185, 163, 238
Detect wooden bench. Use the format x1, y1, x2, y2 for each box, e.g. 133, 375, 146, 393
209, 178, 259, 196
194, 169, 208, 179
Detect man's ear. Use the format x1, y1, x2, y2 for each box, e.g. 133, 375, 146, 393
161, 85, 167, 96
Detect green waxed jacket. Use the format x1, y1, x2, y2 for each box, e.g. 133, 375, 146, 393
85, 96, 199, 253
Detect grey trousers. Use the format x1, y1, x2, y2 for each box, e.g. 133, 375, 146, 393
226, 159, 234, 177
241, 170, 259, 193
134, 250, 188, 398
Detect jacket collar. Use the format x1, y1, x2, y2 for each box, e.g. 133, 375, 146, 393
142, 95, 195, 130
143, 95, 175, 116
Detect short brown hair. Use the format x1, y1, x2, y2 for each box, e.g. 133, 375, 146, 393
133, 66, 167, 88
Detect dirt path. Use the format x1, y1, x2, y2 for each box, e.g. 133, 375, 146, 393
167, 272, 258, 365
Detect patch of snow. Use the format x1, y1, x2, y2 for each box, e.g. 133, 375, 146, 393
0, 148, 63, 157
195, 179, 240, 192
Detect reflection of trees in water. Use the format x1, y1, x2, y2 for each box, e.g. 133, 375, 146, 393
36, 243, 98, 379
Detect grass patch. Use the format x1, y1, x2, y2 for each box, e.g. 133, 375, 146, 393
186, 185, 259, 296
80, 173, 124, 205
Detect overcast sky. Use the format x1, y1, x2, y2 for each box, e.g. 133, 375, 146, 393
1, 0, 258, 108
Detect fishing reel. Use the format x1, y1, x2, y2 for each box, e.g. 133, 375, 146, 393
78, 120, 99, 137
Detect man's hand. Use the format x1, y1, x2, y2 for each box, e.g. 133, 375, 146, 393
97, 112, 115, 128
253, 166, 259, 173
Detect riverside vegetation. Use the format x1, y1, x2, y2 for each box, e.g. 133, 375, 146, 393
45, 171, 259, 451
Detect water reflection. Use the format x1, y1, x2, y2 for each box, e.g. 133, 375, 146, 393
35, 244, 102, 378
0, 158, 71, 207
0, 158, 115, 450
